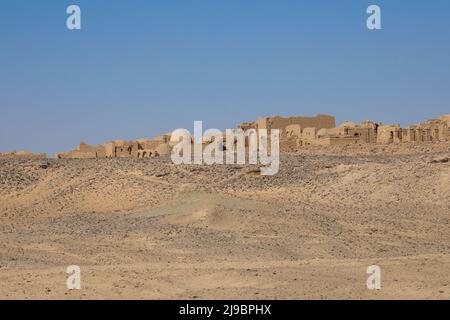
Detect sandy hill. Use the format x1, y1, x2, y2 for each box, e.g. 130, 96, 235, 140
0, 143, 449, 299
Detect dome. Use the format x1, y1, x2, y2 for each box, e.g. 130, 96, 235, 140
316, 128, 328, 138
339, 121, 356, 128
155, 143, 170, 156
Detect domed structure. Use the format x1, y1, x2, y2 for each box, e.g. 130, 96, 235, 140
316, 128, 328, 138
155, 143, 170, 156
339, 121, 356, 128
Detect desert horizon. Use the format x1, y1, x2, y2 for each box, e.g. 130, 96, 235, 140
1, 1, 450, 308
2, 113, 449, 160
1, 114, 449, 299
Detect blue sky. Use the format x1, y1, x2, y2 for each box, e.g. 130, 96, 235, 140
0, 0, 449, 155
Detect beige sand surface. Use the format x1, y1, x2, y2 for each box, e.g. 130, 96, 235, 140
0, 143, 449, 299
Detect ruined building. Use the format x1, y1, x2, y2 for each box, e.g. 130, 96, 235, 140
240, 114, 450, 149
239, 114, 336, 134
17, 113, 450, 159
239, 114, 336, 149
56, 134, 172, 159
315, 120, 380, 145
287, 114, 450, 147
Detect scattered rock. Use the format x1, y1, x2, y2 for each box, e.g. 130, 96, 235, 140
430, 156, 449, 164
246, 168, 261, 175
155, 172, 169, 178
39, 162, 50, 169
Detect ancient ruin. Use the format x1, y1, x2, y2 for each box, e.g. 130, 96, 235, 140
3, 114, 448, 159
238, 114, 450, 150
239, 114, 336, 135
55, 134, 172, 159
313, 115, 450, 146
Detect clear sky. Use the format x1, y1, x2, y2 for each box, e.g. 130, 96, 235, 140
0, 0, 449, 156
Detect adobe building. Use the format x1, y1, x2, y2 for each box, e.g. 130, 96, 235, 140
135, 134, 171, 158
56, 142, 107, 159
56, 134, 172, 159
313, 120, 379, 146
376, 125, 402, 144
52, 113, 450, 158
239, 114, 336, 149
375, 115, 450, 144
240, 114, 336, 136
281, 114, 450, 147
402, 116, 450, 143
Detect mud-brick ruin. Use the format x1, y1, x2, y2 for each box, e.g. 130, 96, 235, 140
2, 114, 449, 159
239, 114, 450, 150
55, 134, 172, 159
57, 113, 450, 159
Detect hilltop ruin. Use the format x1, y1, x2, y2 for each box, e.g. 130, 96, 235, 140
55, 134, 172, 159
239, 114, 450, 150
3, 114, 448, 160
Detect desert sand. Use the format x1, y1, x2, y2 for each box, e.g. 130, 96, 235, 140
0, 143, 449, 299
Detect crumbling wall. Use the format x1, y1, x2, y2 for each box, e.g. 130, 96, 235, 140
256, 114, 335, 134
0, 151, 47, 159
48, 113, 450, 159
285, 124, 301, 138
377, 125, 401, 144
56, 135, 172, 159
301, 127, 317, 145
56, 142, 106, 159
316, 137, 361, 145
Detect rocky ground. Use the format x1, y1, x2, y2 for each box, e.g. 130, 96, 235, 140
0, 143, 449, 299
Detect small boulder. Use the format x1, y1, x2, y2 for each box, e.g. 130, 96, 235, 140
430, 156, 449, 164
39, 162, 50, 169
246, 168, 261, 175
155, 172, 169, 178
